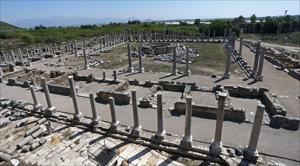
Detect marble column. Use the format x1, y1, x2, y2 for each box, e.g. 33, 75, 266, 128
252, 40, 261, 77
239, 38, 243, 57
10, 50, 16, 63
210, 91, 227, 155
243, 103, 265, 161
83, 49, 89, 69
127, 43, 133, 72
42, 78, 56, 116
180, 95, 193, 147
184, 47, 191, 76
255, 48, 265, 81
109, 97, 120, 130
172, 46, 177, 76
130, 90, 142, 136
113, 70, 117, 81
18, 48, 24, 66
89, 93, 100, 125
155, 92, 166, 140
68, 76, 83, 121
138, 45, 144, 73
29, 85, 41, 110
223, 46, 231, 79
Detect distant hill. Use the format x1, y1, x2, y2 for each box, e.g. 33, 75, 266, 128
0, 21, 21, 31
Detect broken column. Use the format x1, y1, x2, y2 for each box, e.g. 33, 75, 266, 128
239, 38, 243, 57
108, 97, 120, 130
89, 93, 100, 125
252, 40, 261, 77
83, 48, 89, 69
184, 47, 191, 76
210, 91, 228, 155
255, 48, 265, 81
10, 50, 16, 63
155, 92, 166, 140
113, 70, 117, 81
180, 95, 193, 147
30, 85, 41, 110
18, 48, 24, 65
172, 46, 177, 75
223, 46, 231, 79
243, 103, 265, 161
68, 76, 83, 122
42, 78, 56, 116
130, 90, 142, 136
127, 43, 133, 72
138, 45, 144, 73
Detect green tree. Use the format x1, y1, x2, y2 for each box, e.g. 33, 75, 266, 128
250, 14, 256, 24
194, 19, 201, 25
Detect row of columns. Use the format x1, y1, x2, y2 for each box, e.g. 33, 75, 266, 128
127, 43, 191, 76
28, 80, 265, 161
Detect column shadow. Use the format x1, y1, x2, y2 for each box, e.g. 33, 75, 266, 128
172, 75, 186, 80
159, 73, 173, 79
247, 80, 258, 85
125, 72, 140, 77
214, 77, 226, 83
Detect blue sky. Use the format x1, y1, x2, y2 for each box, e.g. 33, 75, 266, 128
1, 0, 299, 22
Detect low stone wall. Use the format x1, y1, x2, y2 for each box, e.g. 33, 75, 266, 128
47, 84, 71, 96
96, 90, 130, 105
7, 78, 30, 88
173, 101, 245, 123
270, 115, 300, 131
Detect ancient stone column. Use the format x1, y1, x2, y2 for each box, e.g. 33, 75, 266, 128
231, 33, 236, 50
102, 71, 106, 80
131, 90, 142, 136
113, 70, 117, 81
239, 38, 243, 57
252, 40, 261, 77
180, 95, 193, 147
42, 78, 56, 116
18, 48, 24, 65
83, 49, 89, 69
29, 85, 41, 109
243, 103, 265, 161
210, 91, 227, 155
223, 46, 231, 79
172, 46, 177, 76
138, 45, 144, 73
109, 96, 120, 130
155, 92, 166, 140
89, 93, 100, 125
127, 43, 133, 72
185, 47, 191, 76
255, 48, 265, 81
74, 44, 78, 57
68, 76, 83, 121
10, 50, 16, 63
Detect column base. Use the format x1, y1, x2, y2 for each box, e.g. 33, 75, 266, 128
172, 69, 178, 76
184, 70, 191, 76
110, 121, 120, 131
45, 106, 56, 117
180, 135, 193, 148
73, 112, 83, 122
254, 75, 263, 81
209, 140, 223, 155
33, 104, 42, 112
223, 73, 230, 79
128, 67, 134, 73
243, 148, 259, 162
138, 67, 144, 73
130, 125, 142, 137
90, 117, 100, 126
154, 130, 166, 141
